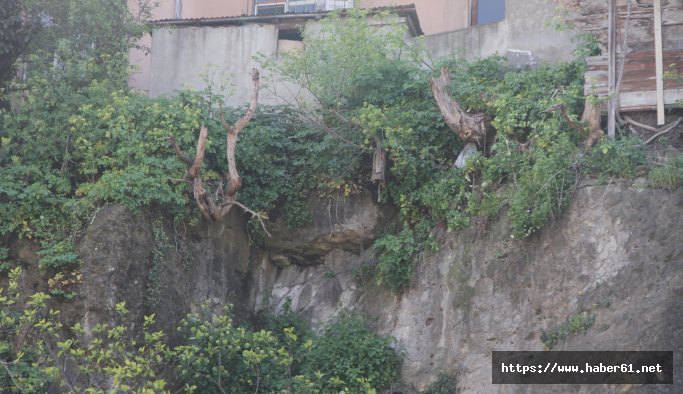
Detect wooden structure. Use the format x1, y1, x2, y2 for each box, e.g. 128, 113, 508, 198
585, 50, 683, 111
564, 0, 683, 113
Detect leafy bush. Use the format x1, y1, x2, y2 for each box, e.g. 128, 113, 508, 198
508, 131, 577, 239
0, 269, 169, 393
175, 306, 401, 393
1, 270, 402, 393
648, 160, 682, 190
175, 304, 295, 394
301, 312, 402, 392
581, 137, 647, 179
540, 311, 596, 349
372, 221, 437, 291
649, 166, 681, 189
425, 373, 457, 394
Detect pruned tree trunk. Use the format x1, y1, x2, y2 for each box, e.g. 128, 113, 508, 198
581, 98, 604, 148
169, 69, 269, 234
429, 67, 494, 148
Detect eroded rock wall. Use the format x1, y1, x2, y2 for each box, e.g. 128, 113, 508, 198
76, 205, 252, 341
66, 182, 682, 393
254, 183, 683, 393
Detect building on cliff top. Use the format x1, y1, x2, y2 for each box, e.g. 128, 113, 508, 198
128, 0, 575, 102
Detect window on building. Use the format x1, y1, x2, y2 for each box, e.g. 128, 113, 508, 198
286, 1, 316, 14
255, 0, 316, 15
471, 0, 505, 25
256, 0, 286, 15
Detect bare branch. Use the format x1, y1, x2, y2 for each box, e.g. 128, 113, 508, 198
167, 135, 194, 166
230, 200, 271, 237
644, 117, 683, 145
624, 115, 657, 132
232, 69, 260, 135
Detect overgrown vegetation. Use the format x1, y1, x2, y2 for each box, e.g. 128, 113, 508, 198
540, 311, 596, 349
1, 273, 401, 393
424, 373, 457, 394
0, 3, 679, 392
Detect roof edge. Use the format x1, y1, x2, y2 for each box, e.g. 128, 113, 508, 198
151, 4, 423, 36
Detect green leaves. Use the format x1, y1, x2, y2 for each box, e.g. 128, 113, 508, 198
174, 304, 401, 393
276, 8, 413, 109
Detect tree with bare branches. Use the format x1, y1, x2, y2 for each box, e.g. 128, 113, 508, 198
168, 68, 269, 234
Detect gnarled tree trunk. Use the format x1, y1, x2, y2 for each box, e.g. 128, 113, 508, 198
169, 69, 268, 232
429, 67, 495, 148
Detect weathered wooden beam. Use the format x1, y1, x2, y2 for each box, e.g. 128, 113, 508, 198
608, 0, 617, 138
654, 0, 665, 125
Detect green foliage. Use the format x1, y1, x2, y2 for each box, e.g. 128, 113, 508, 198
507, 132, 577, 239
2, 269, 402, 393
1, 271, 170, 393
271, 8, 415, 109
0, 268, 53, 393
175, 305, 400, 393
0, 0, 40, 93
301, 312, 401, 392
0, 87, 206, 277
540, 311, 596, 350
425, 373, 456, 394
18, 0, 152, 90
0, 268, 169, 393
147, 219, 169, 308
269, 7, 593, 290
372, 221, 437, 291
582, 137, 647, 179
0, 246, 10, 274
572, 32, 602, 59
235, 107, 360, 230
175, 304, 295, 393
648, 162, 682, 190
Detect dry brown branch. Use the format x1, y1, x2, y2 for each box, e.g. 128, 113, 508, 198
644, 117, 683, 145
429, 67, 493, 148
624, 115, 657, 132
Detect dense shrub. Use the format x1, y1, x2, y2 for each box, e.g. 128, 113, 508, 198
581, 137, 647, 179
1, 271, 402, 393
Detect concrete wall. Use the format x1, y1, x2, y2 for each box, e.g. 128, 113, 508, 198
149, 23, 318, 107
147, 15, 414, 105
425, 0, 575, 64
150, 24, 277, 105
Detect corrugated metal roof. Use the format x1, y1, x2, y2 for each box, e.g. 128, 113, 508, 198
151, 4, 423, 36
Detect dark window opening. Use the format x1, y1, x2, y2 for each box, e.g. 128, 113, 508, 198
278, 28, 303, 41
472, 0, 505, 25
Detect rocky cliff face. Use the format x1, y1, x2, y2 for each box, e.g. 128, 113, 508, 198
250, 182, 683, 393
75, 204, 252, 341
67, 182, 682, 392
